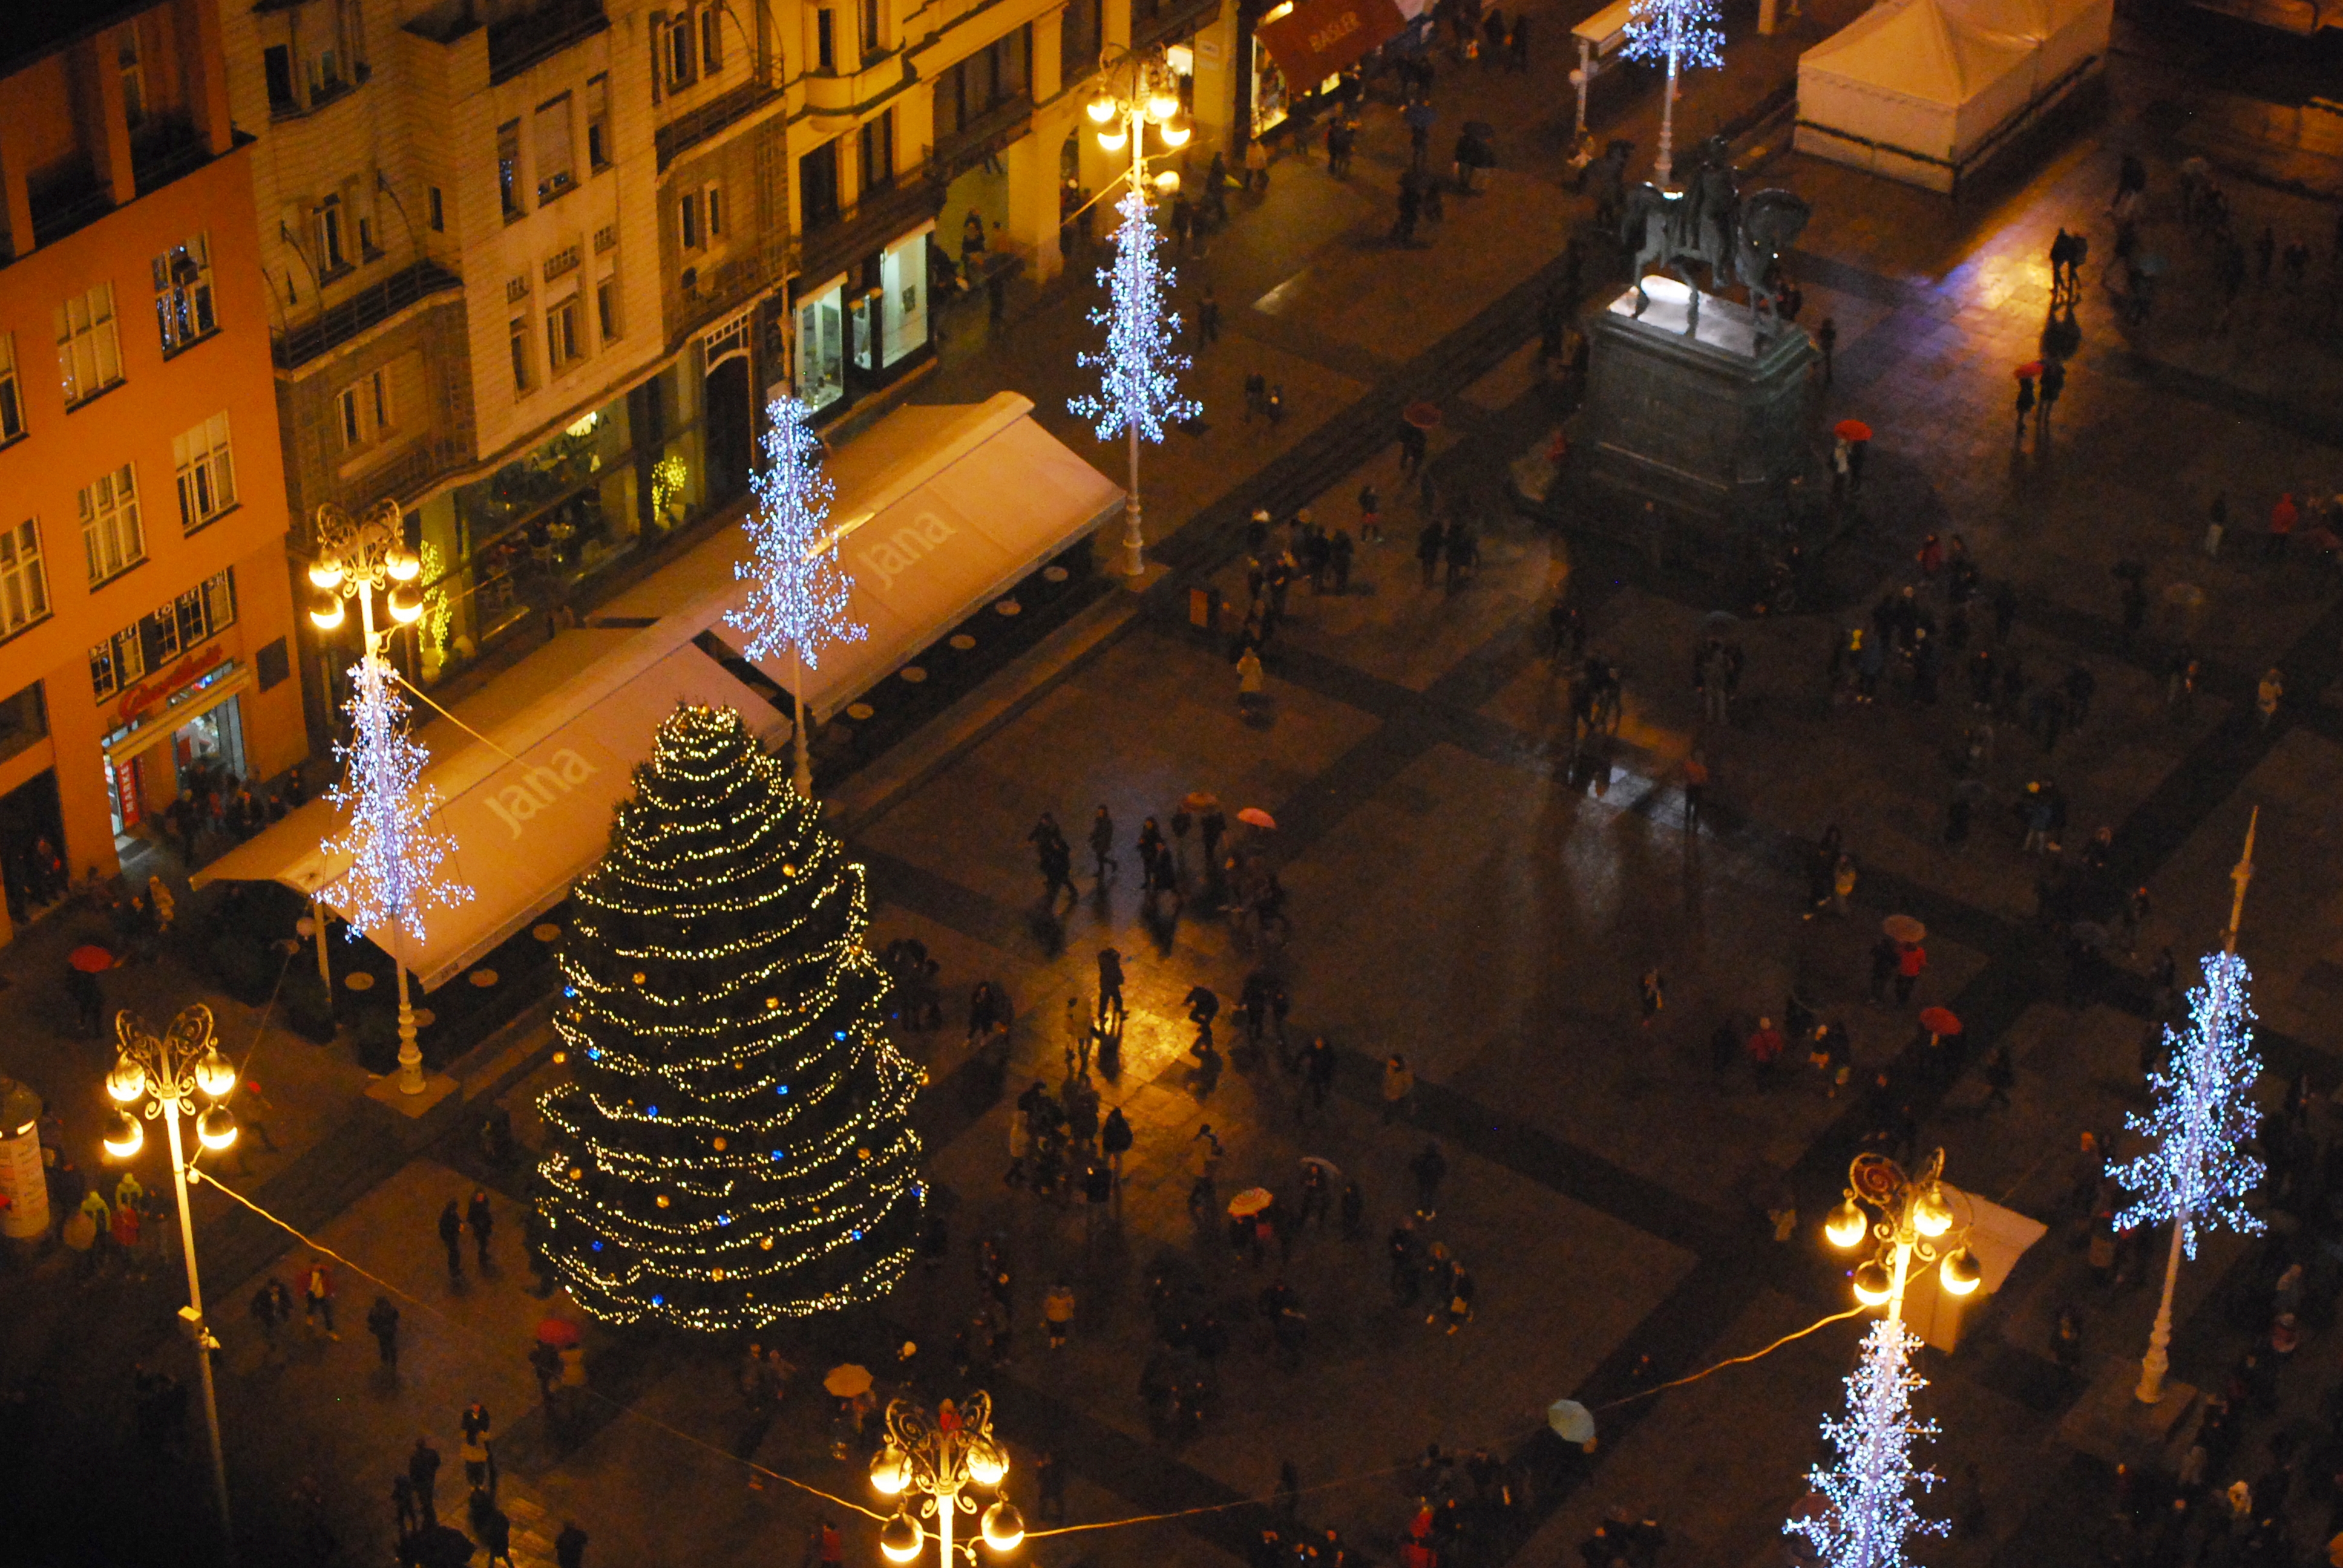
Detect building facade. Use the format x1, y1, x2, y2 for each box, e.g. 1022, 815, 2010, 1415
0, 0, 306, 946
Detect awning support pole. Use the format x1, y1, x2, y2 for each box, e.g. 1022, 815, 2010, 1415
311, 895, 332, 993
791, 648, 814, 800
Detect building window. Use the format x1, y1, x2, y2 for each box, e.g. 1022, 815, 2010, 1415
315, 197, 348, 273
90, 571, 237, 699
152, 235, 218, 355
536, 94, 577, 202
509, 319, 534, 394
173, 413, 237, 531
702, 5, 725, 71
680, 192, 702, 250
498, 120, 523, 220
800, 140, 841, 229
664, 11, 696, 88
55, 284, 125, 407
428, 185, 445, 232
547, 296, 583, 371
339, 385, 362, 448
263, 44, 296, 112
189, 570, 237, 647
706, 183, 725, 240
859, 0, 882, 55
0, 333, 21, 442
79, 464, 145, 586
0, 520, 47, 638
90, 623, 145, 701
815, 8, 835, 69
1063, 0, 1103, 81
597, 271, 621, 342
120, 31, 148, 129
941, 27, 1032, 136
336, 367, 395, 449
860, 112, 894, 190
587, 75, 611, 169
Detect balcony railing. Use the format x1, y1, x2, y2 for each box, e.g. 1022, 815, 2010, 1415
932, 96, 1034, 182
273, 259, 463, 370
796, 169, 945, 284
657, 77, 784, 172
488, 0, 608, 83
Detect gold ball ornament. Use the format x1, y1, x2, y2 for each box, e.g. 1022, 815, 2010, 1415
713, 1136, 728, 1151
712, 1267, 726, 1281
857, 1147, 871, 1160
632, 972, 647, 985
568, 1167, 584, 1181
782, 864, 797, 877
759, 1236, 775, 1250
655, 1194, 671, 1208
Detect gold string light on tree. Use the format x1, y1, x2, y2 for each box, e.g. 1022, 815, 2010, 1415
532, 705, 926, 1329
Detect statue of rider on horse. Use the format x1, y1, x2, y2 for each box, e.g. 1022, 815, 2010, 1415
1616, 137, 1812, 345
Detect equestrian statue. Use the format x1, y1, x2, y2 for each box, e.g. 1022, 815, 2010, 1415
1616, 138, 1811, 345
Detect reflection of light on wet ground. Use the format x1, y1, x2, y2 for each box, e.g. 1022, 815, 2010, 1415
1252, 268, 1312, 316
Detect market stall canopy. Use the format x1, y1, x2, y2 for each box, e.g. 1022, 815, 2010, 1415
195, 638, 784, 991
605, 391, 1124, 724
1257, 0, 1409, 90
1571, 0, 1638, 56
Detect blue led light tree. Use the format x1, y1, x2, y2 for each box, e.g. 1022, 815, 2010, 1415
728, 395, 865, 797
1786, 1319, 1945, 1568
1070, 141, 1199, 580
1620, 0, 1726, 186
2111, 812, 2267, 1403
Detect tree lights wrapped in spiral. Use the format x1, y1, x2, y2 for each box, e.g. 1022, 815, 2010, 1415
1069, 190, 1199, 445
1621, 0, 1725, 74
2109, 951, 2266, 1259
322, 657, 470, 942
532, 706, 925, 1329
727, 395, 865, 671
1786, 1320, 1945, 1568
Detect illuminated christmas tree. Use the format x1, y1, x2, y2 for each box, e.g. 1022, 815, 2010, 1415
534, 706, 925, 1329
2111, 950, 2266, 1258
1070, 189, 1199, 449
1786, 1320, 1945, 1568
1620, 0, 1726, 185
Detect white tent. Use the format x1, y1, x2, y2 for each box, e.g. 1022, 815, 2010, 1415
1795, 0, 2106, 192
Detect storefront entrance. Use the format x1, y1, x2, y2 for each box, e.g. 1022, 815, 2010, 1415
0, 768, 66, 926
106, 694, 246, 837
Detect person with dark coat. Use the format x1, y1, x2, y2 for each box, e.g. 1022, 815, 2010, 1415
1101, 1106, 1133, 1177
555, 1522, 590, 1568
437, 1198, 466, 1282
367, 1294, 401, 1370
467, 1190, 495, 1271
408, 1435, 442, 1526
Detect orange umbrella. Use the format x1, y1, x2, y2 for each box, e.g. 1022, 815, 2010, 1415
2015, 361, 2044, 378
1833, 419, 1872, 442
1227, 1187, 1275, 1217
69, 945, 116, 973
1882, 915, 1925, 944
1237, 808, 1277, 829
1918, 1007, 1962, 1037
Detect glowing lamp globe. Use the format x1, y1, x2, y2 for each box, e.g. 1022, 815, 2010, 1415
1145, 90, 1179, 122
870, 1445, 909, 1495
1096, 124, 1128, 152
1086, 95, 1116, 124
308, 560, 345, 590
106, 1059, 148, 1104
1912, 1187, 1954, 1237
1162, 120, 1192, 147
1153, 171, 1180, 194
1940, 1246, 1983, 1296
197, 1105, 239, 1151
981, 1500, 1026, 1552
1852, 1259, 1893, 1306
194, 1047, 237, 1100
1824, 1198, 1867, 1250
103, 1110, 143, 1159
966, 1436, 1008, 1488
388, 584, 425, 624
310, 597, 347, 631
387, 550, 422, 582
880, 1514, 923, 1563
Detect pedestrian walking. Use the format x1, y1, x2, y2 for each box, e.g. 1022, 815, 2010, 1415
1101, 1105, 1132, 1178
367, 1293, 401, 1371
1096, 946, 1125, 1028
437, 1198, 466, 1283
1639, 967, 1666, 1027
2014, 373, 2036, 440
251, 1277, 293, 1353
1381, 1053, 1415, 1123
1036, 1450, 1067, 1525
2258, 667, 2284, 727
393, 1474, 420, 1539
408, 1435, 442, 1527
1043, 1281, 1075, 1348
1236, 645, 1265, 714
1409, 1140, 1448, 1220
1302, 1034, 1337, 1119
1088, 805, 1118, 883
1198, 287, 1221, 345
1417, 520, 1443, 586
1983, 1045, 2015, 1109
468, 1189, 494, 1271
1817, 318, 1837, 383
1895, 942, 1927, 1006
303, 1257, 337, 1339
2038, 358, 2065, 432
555, 1521, 590, 1568
529, 1338, 562, 1405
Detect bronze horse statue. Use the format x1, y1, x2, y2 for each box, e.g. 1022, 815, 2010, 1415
1617, 142, 1810, 344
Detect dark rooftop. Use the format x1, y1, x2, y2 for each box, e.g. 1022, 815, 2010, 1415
0, 1, 158, 77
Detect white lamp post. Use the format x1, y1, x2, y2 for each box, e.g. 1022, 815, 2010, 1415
871, 1391, 1026, 1568
104, 1004, 241, 1560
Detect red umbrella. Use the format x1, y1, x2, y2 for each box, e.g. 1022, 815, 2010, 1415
1918, 1007, 1962, 1037
1403, 402, 1444, 431
536, 1316, 582, 1347
1237, 807, 1277, 829
1833, 419, 1872, 442
69, 946, 116, 973
2014, 361, 2044, 378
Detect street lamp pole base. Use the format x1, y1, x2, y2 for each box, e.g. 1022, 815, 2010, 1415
1121, 499, 1146, 584
394, 967, 425, 1096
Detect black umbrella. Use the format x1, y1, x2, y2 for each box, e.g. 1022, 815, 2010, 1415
410, 1525, 476, 1568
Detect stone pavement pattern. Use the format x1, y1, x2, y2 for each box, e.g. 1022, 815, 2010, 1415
8, 5, 2343, 1566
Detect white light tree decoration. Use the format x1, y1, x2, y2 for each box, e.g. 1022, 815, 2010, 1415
728, 395, 865, 799
2109, 812, 2267, 1405
1620, 0, 1726, 186
1786, 1319, 1945, 1568
1071, 187, 1199, 581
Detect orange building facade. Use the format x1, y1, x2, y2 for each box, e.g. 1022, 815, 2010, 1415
0, 1, 306, 947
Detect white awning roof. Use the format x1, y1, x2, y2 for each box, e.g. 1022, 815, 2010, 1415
193, 392, 1121, 992
598, 390, 1124, 722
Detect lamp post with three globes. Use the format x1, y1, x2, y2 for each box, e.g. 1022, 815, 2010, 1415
103, 1002, 242, 1558
1824, 1148, 1984, 1326
870, 1391, 1026, 1568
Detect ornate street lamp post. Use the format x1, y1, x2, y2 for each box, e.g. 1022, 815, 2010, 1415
1824, 1149, 1983, 1328
870, 1391, 1026, 1567
1077, 48, 1198, 584
103, 1004, 241, 1559
307, 499, 466, 1096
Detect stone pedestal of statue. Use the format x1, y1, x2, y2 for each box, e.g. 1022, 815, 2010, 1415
1571, 276, 1817, 538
